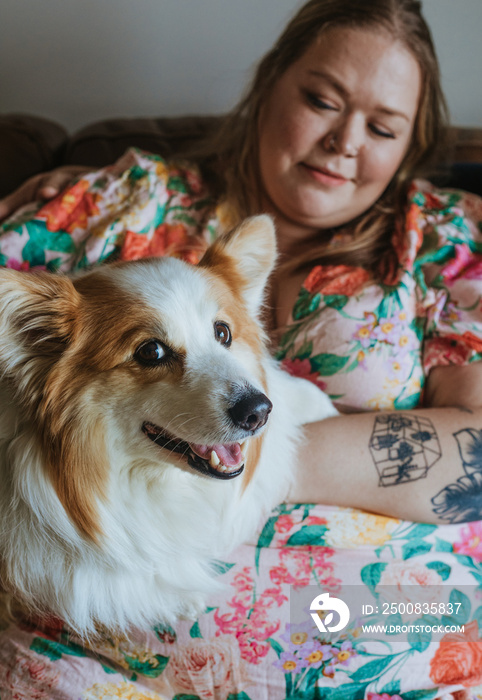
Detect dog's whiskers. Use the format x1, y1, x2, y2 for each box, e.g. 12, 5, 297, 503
148, 414, 198, 455
153, 413, 196, 436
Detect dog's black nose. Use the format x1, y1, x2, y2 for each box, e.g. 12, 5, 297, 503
229, 392, 273, 432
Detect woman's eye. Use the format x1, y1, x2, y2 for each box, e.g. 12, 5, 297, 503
369, 124, 396, 139
214, 321, 232, 347
134, 340, 169, 366
306, 93, 338, 111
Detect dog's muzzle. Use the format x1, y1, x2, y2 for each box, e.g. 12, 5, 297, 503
141, 391, 272, 480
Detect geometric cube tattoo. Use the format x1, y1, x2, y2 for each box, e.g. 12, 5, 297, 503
370, 414, 441, 487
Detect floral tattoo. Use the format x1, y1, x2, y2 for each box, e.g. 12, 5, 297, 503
432, 428, 482, 523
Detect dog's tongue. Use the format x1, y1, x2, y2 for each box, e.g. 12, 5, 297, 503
190, 442, 243, 467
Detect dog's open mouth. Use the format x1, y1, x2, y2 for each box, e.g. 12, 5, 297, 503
142, 421, 246, 480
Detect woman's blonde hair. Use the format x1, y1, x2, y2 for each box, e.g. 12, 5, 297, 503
199, 0, 448, 280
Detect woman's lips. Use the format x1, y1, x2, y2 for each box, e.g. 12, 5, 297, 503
300, 163, 351, 187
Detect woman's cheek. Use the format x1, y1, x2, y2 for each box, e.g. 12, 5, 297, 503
360, 146, 405, 189
271, 110, 311, 162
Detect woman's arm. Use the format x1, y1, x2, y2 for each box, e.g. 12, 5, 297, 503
0, 166, 92, 221
289, 362, 482, 524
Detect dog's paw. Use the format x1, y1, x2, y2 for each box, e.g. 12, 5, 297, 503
310, 388, 339, 422
278, 371, 338, 425
178, 592, 208, 621
302, 383, 339, 423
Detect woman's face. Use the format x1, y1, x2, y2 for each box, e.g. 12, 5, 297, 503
258, 26, 421, 235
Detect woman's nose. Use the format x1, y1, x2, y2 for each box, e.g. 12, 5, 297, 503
323, 115, 364, 158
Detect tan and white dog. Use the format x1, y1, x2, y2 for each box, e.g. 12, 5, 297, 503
0, 215, 336, 636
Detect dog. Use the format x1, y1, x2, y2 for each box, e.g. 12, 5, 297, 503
0, 215, 337, 636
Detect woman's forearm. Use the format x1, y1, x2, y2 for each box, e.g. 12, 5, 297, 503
289, 405, 482, 524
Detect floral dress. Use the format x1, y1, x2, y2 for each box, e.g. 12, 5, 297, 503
1, 149, 482, 700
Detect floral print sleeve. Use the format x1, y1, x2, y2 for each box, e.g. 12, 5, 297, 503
276, 180, 482, 411
0, 148, 224, 272
414, 183, 482, 373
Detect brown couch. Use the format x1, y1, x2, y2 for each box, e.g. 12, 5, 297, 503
1, 112, 481, 200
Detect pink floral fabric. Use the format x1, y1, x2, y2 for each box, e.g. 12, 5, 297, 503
1, 152, 482, 699
2, 507, 482, 699
277, 181, 482, 411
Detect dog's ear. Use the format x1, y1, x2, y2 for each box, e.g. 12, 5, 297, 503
199, 215, 277, 316
0, 269, 107, 542
0, 268, 80, 375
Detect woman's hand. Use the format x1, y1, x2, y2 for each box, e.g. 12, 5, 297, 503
0, 166, 92, 222
424, 362, 482, 410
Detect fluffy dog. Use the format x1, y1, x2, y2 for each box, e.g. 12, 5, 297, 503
0, 215, 336, 635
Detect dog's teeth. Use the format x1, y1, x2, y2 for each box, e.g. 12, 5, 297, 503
209, 451, 220, 468
240, 441, 248, 459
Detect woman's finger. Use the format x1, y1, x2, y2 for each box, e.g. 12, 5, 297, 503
37, 167, 87, 199
38, 184, 62, 199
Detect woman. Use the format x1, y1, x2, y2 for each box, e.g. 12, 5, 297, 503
1, 0, 482, 696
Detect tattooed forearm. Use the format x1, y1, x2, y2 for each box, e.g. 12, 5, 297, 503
431, 428, 482, 523
370, 416, 482, 522
370, 413, 441, 486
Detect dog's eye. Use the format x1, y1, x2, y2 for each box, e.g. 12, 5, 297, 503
214, 321, 232, 347
134, 340, 169, 366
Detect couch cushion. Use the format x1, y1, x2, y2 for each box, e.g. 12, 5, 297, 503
64, 115, 224, 166
449, 127, 482, 163
445, 162, 482, 196
0, 114, 68, 198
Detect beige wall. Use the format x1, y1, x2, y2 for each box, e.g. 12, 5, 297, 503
1, 0, 480, 131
